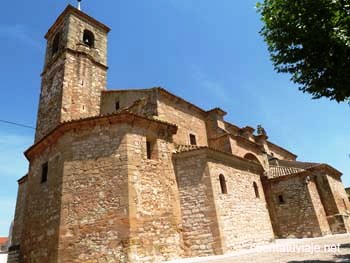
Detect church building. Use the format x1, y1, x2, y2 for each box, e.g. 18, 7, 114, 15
8, 4, 350, 263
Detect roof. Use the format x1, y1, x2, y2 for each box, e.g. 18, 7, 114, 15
45, 5, 110, 39
173, 144, 264, 173
25, 111, 177, 161
267, 159, 342, 179
268, 166, 305, 178
269, 159, 319, 169
104, 87, 227, 117
0, 237, 8, 245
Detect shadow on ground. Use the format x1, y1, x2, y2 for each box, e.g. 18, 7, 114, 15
340, 244, 350, 249
288, 254, 350, 263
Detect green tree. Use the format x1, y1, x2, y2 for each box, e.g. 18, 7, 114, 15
257, 0, 350, 102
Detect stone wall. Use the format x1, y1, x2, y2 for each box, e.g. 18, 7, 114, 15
60, 52, 107, 123
157, 93, 208, 146
208, 162, 274, 252
36, 9, 108, 142
127, 132, 184, 262
67, 13, 108, 66
7, 177, 27, 263
306, 178, 331, 235
229, 137, 268, 169
35, 59, 65, 142
10, 177, 27, 248
57, 124, 130, 262
314, 173, 339, 216
100, 89, 158, 117
173, 153, 222, 257
267, 142, 296, 161
265, 175, 325, 238
327, 174, 350, 214
19, 145, 64, 262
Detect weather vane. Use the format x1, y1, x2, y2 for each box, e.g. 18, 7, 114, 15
77, 0, 82, 11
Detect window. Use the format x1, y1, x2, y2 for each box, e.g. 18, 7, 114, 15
278, 194, 285, 204
189, 133, 197, 146
41, 162, 48, 183
115, 100, 120, 111
343, 199, 348, 210
146, 140, 152, 159
83, 30, 95, 48
219, 174, 227, 194
253, 182, 260, 198
52, 32, 60, 56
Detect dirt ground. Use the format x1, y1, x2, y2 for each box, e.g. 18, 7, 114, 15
167, 234, 350, 263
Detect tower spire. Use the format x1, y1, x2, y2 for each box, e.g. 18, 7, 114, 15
77, 0, 82, 11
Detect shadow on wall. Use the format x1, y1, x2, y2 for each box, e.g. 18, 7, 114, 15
287, 252, 350, 263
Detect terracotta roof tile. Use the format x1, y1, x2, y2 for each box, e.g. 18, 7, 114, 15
174, 144, 206, 153
268, 166, 305, 178
0, 237, 8, 245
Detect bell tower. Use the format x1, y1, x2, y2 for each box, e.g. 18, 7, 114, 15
35, 5, 110, 142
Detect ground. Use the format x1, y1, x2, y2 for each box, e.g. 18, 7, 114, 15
168, 234, 350, 263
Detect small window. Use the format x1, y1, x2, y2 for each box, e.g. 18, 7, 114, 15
52, 32, 60, 56
343, 199, 348, 210
146, 140, 152, 159
115, 101, 120, 111
189, 134, 197, 146
219, 174, 227, 194
253, 182, 260, 198
83, 30, 95, 48
41, 162, 48, 183
278, 194, 285, 204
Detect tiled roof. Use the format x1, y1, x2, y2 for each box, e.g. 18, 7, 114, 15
25, 111, 178, 161
174, 144, 206, 153
0, 237, 8, 245
270, 159, 320, 169
266, 160, 341, 179
268, 166, 305, 178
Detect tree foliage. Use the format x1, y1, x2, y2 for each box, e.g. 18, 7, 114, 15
257, 0, 350, 102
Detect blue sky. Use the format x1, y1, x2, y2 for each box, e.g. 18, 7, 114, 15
0, 0, 349, 236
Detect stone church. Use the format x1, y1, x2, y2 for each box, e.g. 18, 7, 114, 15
8, 4, 350, 263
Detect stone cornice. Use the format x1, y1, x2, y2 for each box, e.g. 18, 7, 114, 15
45, 5, 110, 40
173, 146, 264, 174
25, 112, 177, 161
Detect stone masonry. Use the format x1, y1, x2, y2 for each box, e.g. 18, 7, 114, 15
9, 5, 350, 263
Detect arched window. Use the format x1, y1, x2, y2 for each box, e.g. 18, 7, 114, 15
83, 30, 95, 48
52, 32, 60, 56
253, 182, 260, 198
219, 174, 227, 194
